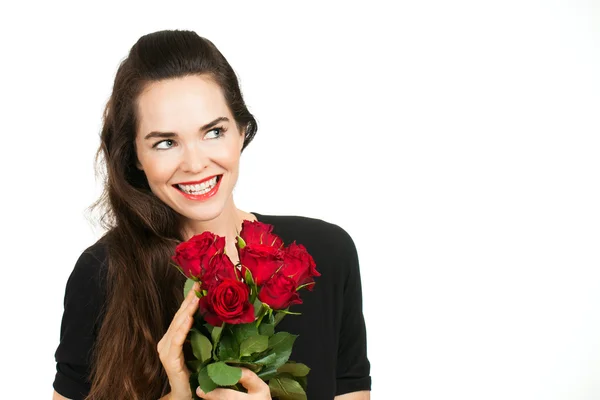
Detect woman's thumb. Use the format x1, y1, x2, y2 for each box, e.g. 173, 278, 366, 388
238, 368, 268, 393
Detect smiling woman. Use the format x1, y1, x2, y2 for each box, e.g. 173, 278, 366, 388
52, 30, 371, 400
134, 76, 246, 236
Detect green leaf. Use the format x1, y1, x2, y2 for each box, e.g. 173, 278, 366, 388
268, 376, 307, 400
253, 297, 263, 317
224, 360, 263, 373
274, 311, 286, 327
254, 352, 278, 366
259, 322, 275, 337
268, 332, 297, 354
186, 359, 205, 374
257, 366, 279, 381
217, 334, 239, 361
232, 323, 258, 346
277, 362, 310, 377
240, 334, 269, 357
257, 332, 298, 379
211, 325, 223, 344
190, 330, 212, 362
296, 374, 308, 391
207, 362, 242, 386
190, 371, 201, 400
198, 366, 218, 394
184, 278, 197, 298
206, 323, 224, 359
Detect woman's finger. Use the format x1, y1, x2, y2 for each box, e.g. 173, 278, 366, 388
177, 282, 200, 314
156, 282, 202, 399
196, 387, 244, 400
237, 367, 269, 394
172, 309, 195, 349
163, 315, 194, 374
158, 283, 199, 358
166, 282, 200, 335
196, 368, 269, 399
165, 296, 199, 358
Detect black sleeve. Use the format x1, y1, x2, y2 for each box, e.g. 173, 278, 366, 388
335, 229, 372, 395
53, 246, 107, 400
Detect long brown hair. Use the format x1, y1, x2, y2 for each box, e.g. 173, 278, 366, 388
86, 30, 258, 399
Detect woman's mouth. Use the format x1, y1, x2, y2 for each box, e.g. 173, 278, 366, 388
173, 175, 222, 200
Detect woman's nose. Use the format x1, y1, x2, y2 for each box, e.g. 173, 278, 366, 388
179, 144, 209, 173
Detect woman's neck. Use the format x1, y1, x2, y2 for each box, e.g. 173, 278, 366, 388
180, 202, 256, 256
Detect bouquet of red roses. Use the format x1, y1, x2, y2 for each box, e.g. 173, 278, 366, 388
170, 220, 320, 399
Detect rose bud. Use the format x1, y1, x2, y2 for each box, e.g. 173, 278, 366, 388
239, 244, 284, 286
238, 220, 284, 248
258, 272, 302, 310
201, 253, 240, 290
280, 242, 320, 290
171, 232, 225, 280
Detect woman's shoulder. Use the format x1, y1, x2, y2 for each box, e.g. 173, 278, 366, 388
64, 236, 110, 296
81, 236, 109, 265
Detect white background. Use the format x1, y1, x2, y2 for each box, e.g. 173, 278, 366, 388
1, 1, 599, 399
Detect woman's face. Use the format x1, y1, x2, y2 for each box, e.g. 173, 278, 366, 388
135, 74, 245, 223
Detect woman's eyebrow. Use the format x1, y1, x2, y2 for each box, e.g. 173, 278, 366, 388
144, 116, 230, 140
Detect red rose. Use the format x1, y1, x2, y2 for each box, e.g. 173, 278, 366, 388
280, 242, 320, 290
239, 244, 284, 286
239, 220, 284, 248
171, 232, 225, 280
258, 272, 302, 310
201, 254, 240, 290
199, 279, 255, 326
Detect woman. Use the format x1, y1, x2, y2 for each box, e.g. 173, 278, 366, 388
52, 29, 371, 400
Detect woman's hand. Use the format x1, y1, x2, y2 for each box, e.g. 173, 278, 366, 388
196, 367, 271, 399
158, 282, 201, 400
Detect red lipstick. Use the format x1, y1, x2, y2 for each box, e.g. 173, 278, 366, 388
176, 175, 220, 185
173, 175, 222, 202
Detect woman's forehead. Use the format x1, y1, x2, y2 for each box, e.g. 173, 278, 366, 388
137, 75, 230, 132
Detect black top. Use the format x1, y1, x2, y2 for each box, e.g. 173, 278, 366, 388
53, 212, 371, 399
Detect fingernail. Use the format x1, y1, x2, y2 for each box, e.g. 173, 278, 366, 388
196, 387, 204, 395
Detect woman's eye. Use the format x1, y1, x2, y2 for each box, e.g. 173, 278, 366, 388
152, 127, 224, 150
205, 127, 224, 139
154, 139, 175, 150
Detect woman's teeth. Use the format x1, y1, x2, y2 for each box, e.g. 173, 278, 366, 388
177, 176, 218, 194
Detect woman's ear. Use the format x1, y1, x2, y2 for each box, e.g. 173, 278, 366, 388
136, 159, 144, 171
